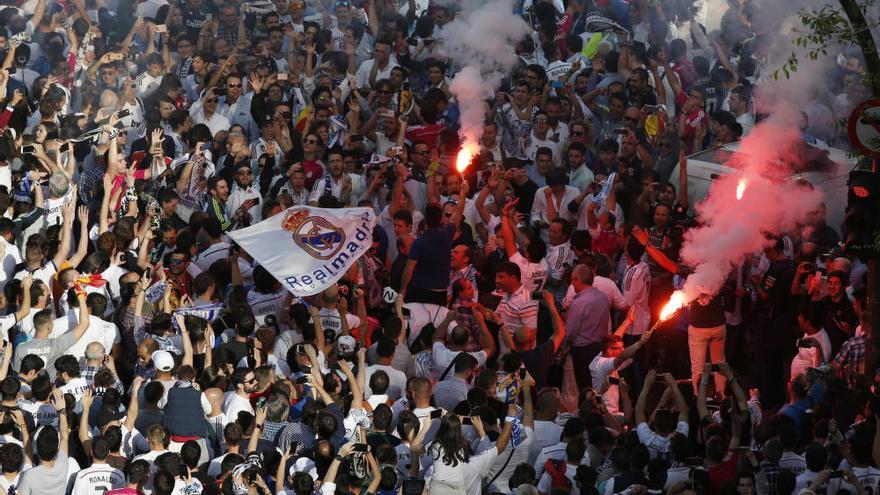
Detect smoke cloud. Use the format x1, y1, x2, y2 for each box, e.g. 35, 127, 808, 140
439, 0, 530, 146
679, 119, 824, 298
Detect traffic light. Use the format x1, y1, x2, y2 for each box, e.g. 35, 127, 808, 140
843, 170, 880, 258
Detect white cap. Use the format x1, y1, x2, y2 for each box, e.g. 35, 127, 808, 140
289, 457, 317, 479
151, 350, 175, 372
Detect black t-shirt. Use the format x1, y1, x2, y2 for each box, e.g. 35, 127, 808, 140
689, 294, 725, 329
512, 179, 538, 216
522, 340, 556, 389
822, 295, 858, 352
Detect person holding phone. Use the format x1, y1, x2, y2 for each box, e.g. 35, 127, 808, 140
588, 314, 649, 421
789, 305, 831, 381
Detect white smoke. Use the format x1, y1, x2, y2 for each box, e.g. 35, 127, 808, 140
439, 0, 531, 145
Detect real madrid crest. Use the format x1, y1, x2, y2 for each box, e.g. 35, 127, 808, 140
281, 209, 347, 260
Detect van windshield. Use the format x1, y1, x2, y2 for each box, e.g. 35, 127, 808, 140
690, 142, 841, 175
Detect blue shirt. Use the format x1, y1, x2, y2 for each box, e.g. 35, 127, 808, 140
564, 286, 611, 347
408, 224, 455, 291
780, 381, 826, 443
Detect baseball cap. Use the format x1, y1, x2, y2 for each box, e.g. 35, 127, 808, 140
95, 404, 124, 428
151, 350, 175, 372
337, 335, 356, 357
289, 457, 317, 479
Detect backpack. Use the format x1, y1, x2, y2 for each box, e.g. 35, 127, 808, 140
543, 458, 572, 491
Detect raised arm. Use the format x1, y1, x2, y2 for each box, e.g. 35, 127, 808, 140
501, 198, 520, 259
177, 314, 194, 367
663, 371, 690, 420
542, 291, 565, 351
635, 369, 656, 425
613, 326, 653, 369
677, 151, 689, 210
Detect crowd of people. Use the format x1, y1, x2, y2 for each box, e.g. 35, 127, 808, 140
0, 0, 873, 492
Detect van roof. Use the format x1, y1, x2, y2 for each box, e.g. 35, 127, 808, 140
689, 141, 850, 176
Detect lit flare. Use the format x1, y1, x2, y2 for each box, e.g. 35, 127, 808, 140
659, 290, 688, 321
736, 179, 747, 200
456, 142, 479, 174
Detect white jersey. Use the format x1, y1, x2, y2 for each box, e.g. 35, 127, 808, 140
510, 252, 548, 295
71, 463, 125, 495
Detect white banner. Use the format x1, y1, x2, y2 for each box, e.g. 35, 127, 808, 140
228, 206, 377, 297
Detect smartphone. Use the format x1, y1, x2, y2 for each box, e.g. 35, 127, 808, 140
277, 73, 288, 81
430, 409, 442, 419
251, 196, 260, 205
457, 306, 472, 315
116, 108, 131, 119
829, 471, 843, 479
20, 145, 35, 154
608, 376, 621, 385
423, 38, 434, 47
145, 266, 153, 279
551, 79, 564, 89
613, 128, 628, 135
294, 375, 311, 384
461, 417, 473, 426
642, 104, 659, 112
110, 52, 124, 61
797, 338, 812, 348
294, 344, 306, 354
519, 368, 527, 380
155, 24, 167, 33
353, 444, 368, 452
59, 142, 70, 153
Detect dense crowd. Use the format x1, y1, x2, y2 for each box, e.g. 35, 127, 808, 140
0, 0, 872, 493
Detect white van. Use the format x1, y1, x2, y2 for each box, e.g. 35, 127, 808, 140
669, 141, 857, 234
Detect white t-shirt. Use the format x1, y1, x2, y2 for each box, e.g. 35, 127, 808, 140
790, 329, 831, 380
318, 308, 361, 342
247, 289, 287, 327
60, 315, 121, 361
589, 354, 627, 416
431, 342, 487, 376
509, 252, 549, 295
70, 462, 125, 495
538, 462, 579, 495
223, 392, 254, 424
364, 364, 408, 400
636, 421, 689, 459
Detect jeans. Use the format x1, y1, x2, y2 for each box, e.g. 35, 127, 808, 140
688, 324, 727, 395
570, 343, 604, 393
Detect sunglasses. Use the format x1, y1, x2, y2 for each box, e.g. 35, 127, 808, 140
206, 98, 219, 103
169, 258, 185, 265
228, 83, 242, 88
237, 169, 252, 175
304, 138, 319, 144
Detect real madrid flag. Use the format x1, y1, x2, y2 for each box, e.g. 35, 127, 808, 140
228, 206, 378, 297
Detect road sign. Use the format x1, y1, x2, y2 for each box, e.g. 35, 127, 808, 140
849, 98, 880, 159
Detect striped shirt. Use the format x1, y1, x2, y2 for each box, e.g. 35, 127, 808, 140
545, 242, 575, 281
621, 262, 651, 335
497, 285, 539, 331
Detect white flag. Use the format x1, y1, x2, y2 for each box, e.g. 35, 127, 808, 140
228, 206, 377, 297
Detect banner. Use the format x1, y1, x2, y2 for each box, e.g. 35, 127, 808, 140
229, 206, 378, 297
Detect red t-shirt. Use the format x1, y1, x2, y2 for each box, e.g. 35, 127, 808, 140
708, 453, 739, 494
300, 159, 325, 190
675, 91, 707, 154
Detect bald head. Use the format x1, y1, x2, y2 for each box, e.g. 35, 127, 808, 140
205, 387, 224, 414
85, 342, 106, 362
